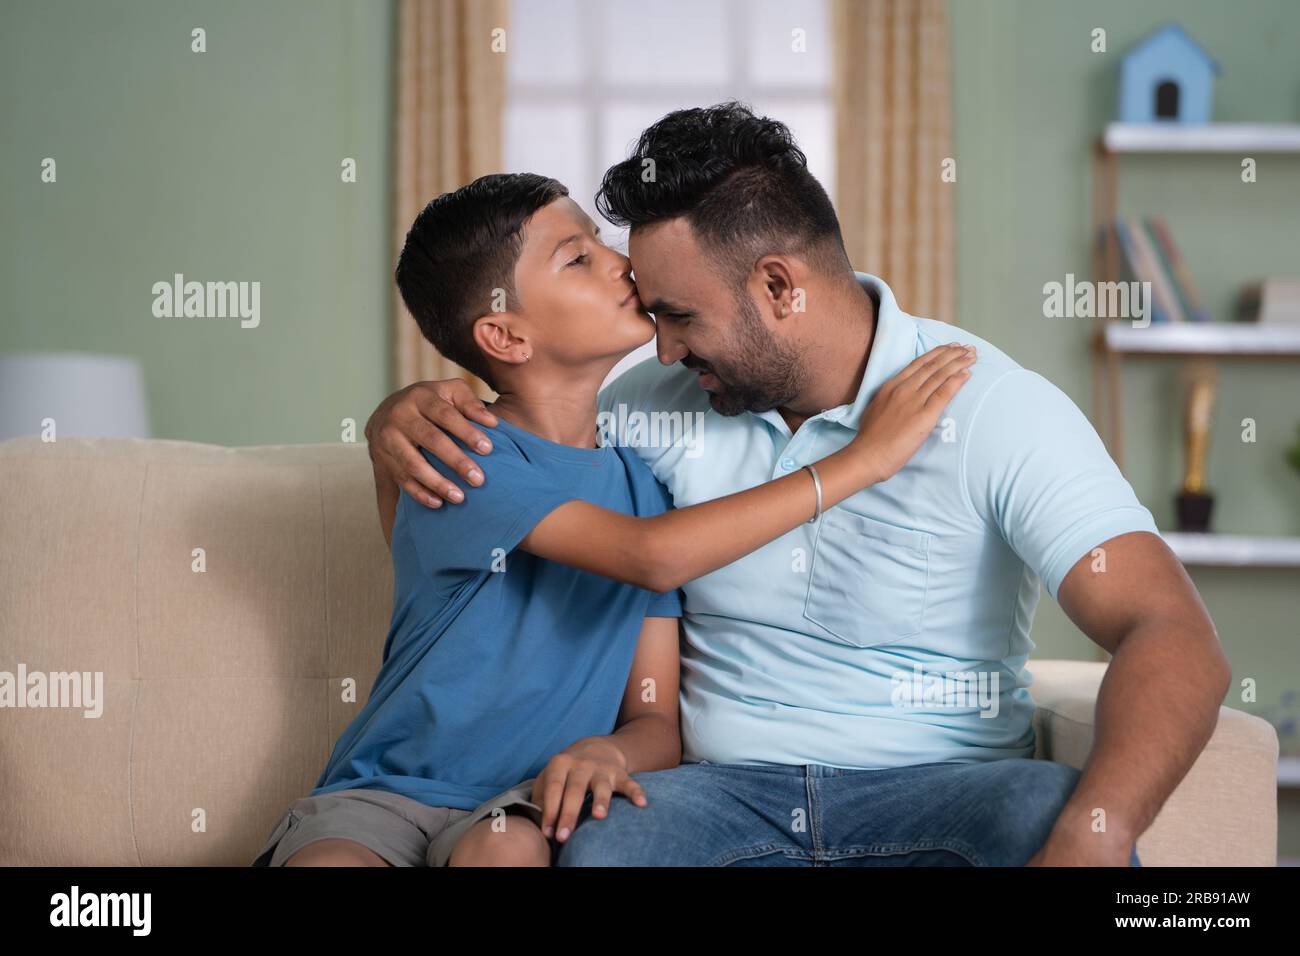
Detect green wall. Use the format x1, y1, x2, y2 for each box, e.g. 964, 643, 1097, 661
0, 0, 393, 445
951, 0, 1300, 859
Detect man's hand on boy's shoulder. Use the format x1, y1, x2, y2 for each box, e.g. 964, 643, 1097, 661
365, 378, 499, 509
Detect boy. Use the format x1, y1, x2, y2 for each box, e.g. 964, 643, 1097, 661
251, 173, 973, 867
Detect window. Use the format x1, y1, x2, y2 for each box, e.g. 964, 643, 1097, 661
504, 0, 834, 382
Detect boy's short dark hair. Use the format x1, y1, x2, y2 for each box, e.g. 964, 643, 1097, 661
595, 101, 849, 292
395, 172, 570, 390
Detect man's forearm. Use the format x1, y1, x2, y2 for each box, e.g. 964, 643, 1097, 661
1050, 621, 1228, 851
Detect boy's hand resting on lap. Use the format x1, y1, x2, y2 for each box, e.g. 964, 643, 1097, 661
534, 736, 647, 843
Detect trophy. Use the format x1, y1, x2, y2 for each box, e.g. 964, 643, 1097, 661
1176, 361, 1217, 532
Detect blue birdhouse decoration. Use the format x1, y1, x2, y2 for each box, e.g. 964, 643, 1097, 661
1118, 23, 1219, 124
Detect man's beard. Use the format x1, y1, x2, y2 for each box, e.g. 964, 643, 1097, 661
691, 291, 805, 417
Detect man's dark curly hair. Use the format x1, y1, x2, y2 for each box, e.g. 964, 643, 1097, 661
595, 101, 850, 288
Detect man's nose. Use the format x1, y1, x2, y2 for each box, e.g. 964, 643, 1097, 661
656, 331, 687, 366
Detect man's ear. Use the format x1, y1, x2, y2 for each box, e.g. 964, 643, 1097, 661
753, 255, 801, 320
472, 312, 529, 368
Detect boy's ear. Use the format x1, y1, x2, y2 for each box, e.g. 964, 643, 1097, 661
472, 311, 530, 368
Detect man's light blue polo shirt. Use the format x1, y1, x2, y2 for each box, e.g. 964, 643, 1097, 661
596, 273, 1159, 769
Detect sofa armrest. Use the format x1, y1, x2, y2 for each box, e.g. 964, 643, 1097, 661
1028, 659, 1278, 866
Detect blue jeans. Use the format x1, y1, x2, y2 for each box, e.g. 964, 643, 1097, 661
557, 758, 1141, 866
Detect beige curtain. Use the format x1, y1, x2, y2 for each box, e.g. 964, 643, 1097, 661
393, 0, 508, 397
833, 0, 954, 324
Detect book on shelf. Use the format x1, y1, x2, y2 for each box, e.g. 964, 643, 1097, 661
1105, 220, 1163, 322
1238, 279, 1300, 324
1128, 217, 1186, 323
1099, 216, 1208, 323
1149, 217, 1210, 322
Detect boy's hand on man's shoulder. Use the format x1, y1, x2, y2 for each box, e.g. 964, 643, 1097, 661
365, 378, 499, 508
533, 736, 647, 844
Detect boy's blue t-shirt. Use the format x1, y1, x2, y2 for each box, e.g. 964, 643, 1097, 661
311, 410, 684, 811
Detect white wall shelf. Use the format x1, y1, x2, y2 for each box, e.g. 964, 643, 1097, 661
1103, 122, 1300, 153
1103, 322, 1300, 356
1090, 122, 1300, 476
1161, 532, 1300, 567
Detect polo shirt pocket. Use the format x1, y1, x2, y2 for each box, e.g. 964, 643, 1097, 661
802, 510, 931, 648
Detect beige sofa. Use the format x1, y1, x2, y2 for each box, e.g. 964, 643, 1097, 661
0, 436, 1279, 866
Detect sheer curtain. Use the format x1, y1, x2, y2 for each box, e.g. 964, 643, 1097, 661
833, 0, 954, 324
392, 0, 508, 398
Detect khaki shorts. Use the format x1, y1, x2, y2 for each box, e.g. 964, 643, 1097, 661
250, 779, 555, 867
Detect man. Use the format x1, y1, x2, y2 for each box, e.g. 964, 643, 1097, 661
366, 103, 1229, 866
